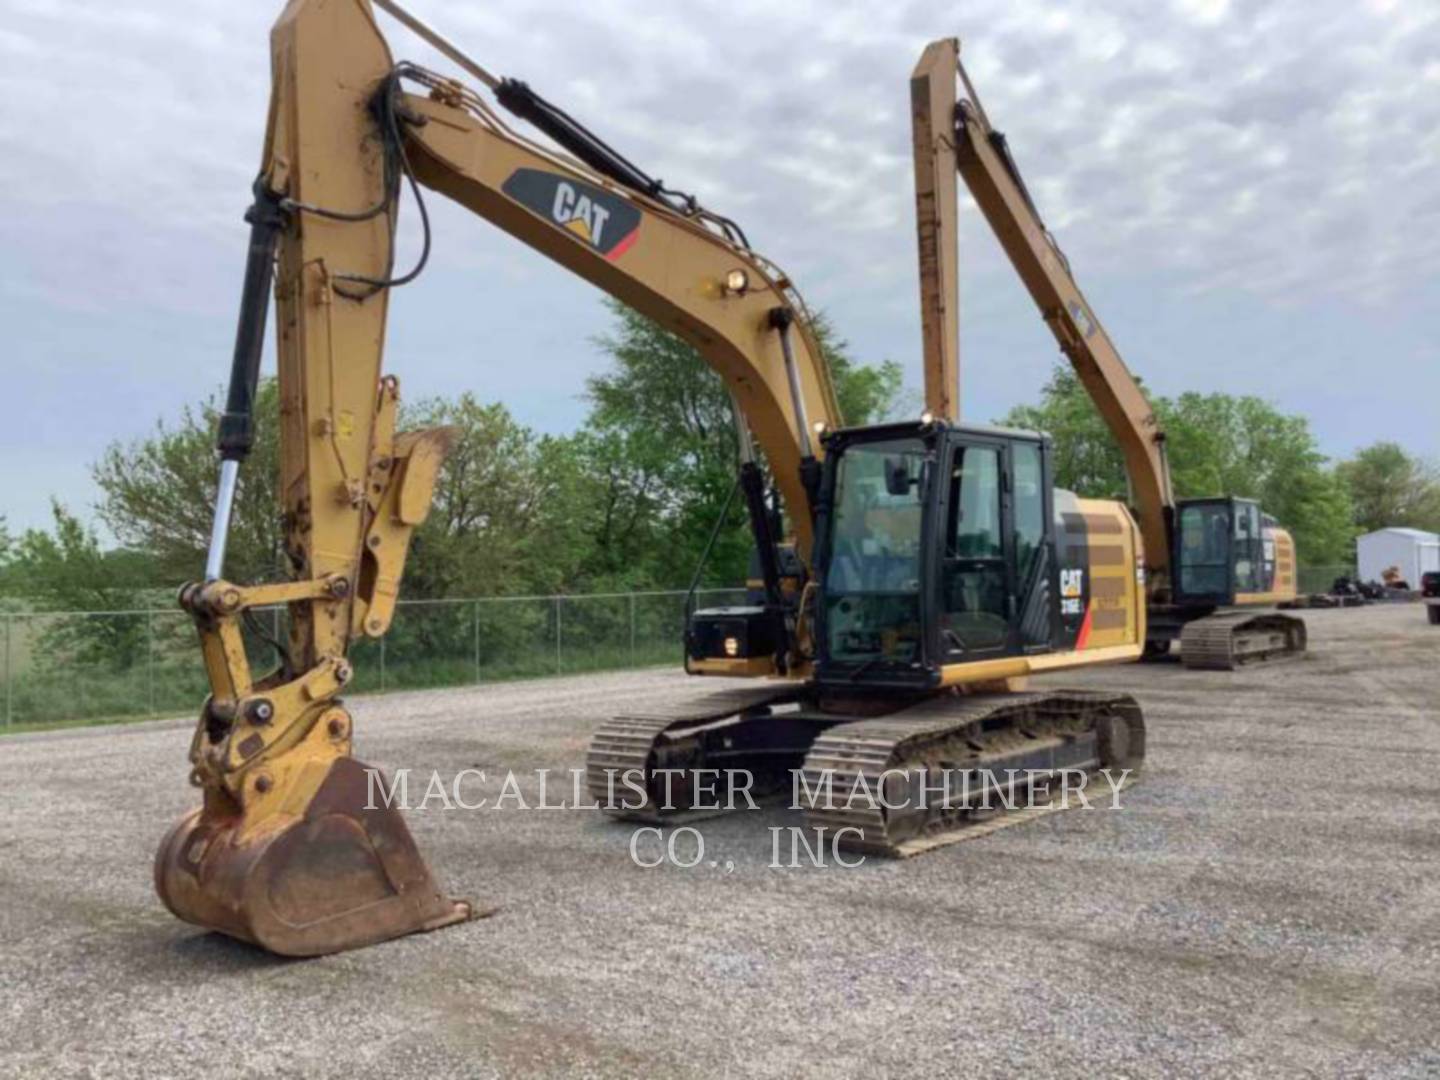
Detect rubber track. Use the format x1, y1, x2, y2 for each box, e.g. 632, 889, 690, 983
1180, 611, 1307, 670
798, 690, 1144, 857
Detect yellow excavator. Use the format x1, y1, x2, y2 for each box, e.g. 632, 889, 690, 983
159, 0, 911, 955
160, 2, 1163, 957
910, 40, 1307, 670
585, 41, 1307, 849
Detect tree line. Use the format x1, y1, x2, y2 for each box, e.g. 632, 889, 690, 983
1000, 368, 1440, 565
2, 301, 1436, 614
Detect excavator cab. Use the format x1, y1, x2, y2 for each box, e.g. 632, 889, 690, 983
661, 418, 1148, 854
1147, 496, 1304, 666
687, 418, 1091, 691
812, 419, 1064, 689
1173, 497, 1281, 604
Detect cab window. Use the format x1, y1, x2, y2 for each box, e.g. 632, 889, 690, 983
1012, 442, 1045, 585
823, 439, 927, 663
1178, 503, 1230, 595
941, 445, 1008, 653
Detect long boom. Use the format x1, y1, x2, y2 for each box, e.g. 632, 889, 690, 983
913, 44, 1176, 595
909, 39, 960, 422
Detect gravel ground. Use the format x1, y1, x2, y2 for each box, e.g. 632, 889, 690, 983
1, 603, 1437, 1079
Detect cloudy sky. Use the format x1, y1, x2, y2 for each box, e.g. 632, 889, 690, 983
2, 0, 1437, 536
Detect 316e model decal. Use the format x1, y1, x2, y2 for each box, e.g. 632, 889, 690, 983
501, 168, 641, 261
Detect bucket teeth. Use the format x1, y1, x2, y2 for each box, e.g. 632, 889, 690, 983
155, 757, 471, 957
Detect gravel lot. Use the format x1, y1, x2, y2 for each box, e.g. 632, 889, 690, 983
1, 603, 1437, 1079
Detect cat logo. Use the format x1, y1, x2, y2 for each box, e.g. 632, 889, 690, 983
501, 168, 641, 261
1060, 568, 1084, 598
1060, 568, 1085, 617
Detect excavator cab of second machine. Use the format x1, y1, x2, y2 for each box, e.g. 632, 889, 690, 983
1172, 497, 1290, 606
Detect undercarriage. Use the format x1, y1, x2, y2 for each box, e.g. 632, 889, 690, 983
586, 685, 1146, 856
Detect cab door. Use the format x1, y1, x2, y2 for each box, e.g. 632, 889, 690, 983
1008, 439, 1057, 653
935, 437, 1016, 660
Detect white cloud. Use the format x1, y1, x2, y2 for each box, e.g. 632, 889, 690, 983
3, 0, 1434, 311
1, 0, 1438, 530
1174, 0, 1232, 27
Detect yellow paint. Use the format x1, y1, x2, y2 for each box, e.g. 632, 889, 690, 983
1074, 496, 1146, 650
938, 643, 1142, 688
687, 657, 780, 678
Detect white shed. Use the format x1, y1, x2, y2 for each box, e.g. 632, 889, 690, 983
1356, 527, 1440, 586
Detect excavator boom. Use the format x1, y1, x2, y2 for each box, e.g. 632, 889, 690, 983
911, 49, 1174, 591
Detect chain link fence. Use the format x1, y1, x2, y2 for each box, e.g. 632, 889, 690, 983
0, 566, 1363, 730
0, 588, 746, 729
1295, 564, 1355, 595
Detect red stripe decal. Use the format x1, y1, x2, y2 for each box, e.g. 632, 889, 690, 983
605, 227, 639, 261
1075, 603, 1093, 650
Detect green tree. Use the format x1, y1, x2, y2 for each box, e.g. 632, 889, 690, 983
401, 393, 560, 597
823, 323, 907, 429
583, 300, 904, 585
1335, 442, 1440, 535
93, 380, 282, 586
541, 428, 674, 590
1163, 392, 1354, 563
89, 380, 565, 598
1001, 365, 1354, 564
78, 299, 907, 603
0, 516, 12, 592
1002, 367, 1128, 497
10, 503, 146, 667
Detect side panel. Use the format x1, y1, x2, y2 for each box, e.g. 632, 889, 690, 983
1235, 525, 1298, 605
1056, 494, 1146, 652
935, 491, 1143, 688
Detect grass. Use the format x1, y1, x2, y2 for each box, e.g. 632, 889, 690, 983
0, 639, 685, 735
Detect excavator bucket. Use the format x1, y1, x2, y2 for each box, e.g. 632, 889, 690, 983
155, 757, 471, 957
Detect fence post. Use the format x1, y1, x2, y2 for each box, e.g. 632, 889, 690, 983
554, 596, 563, 674
147, 610, 156, 716
4, 614, 12, 727
629, 593, 636, 664
473, 600, 481, 684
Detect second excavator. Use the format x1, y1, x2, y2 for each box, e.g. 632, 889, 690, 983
910, 39, 1308, 671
